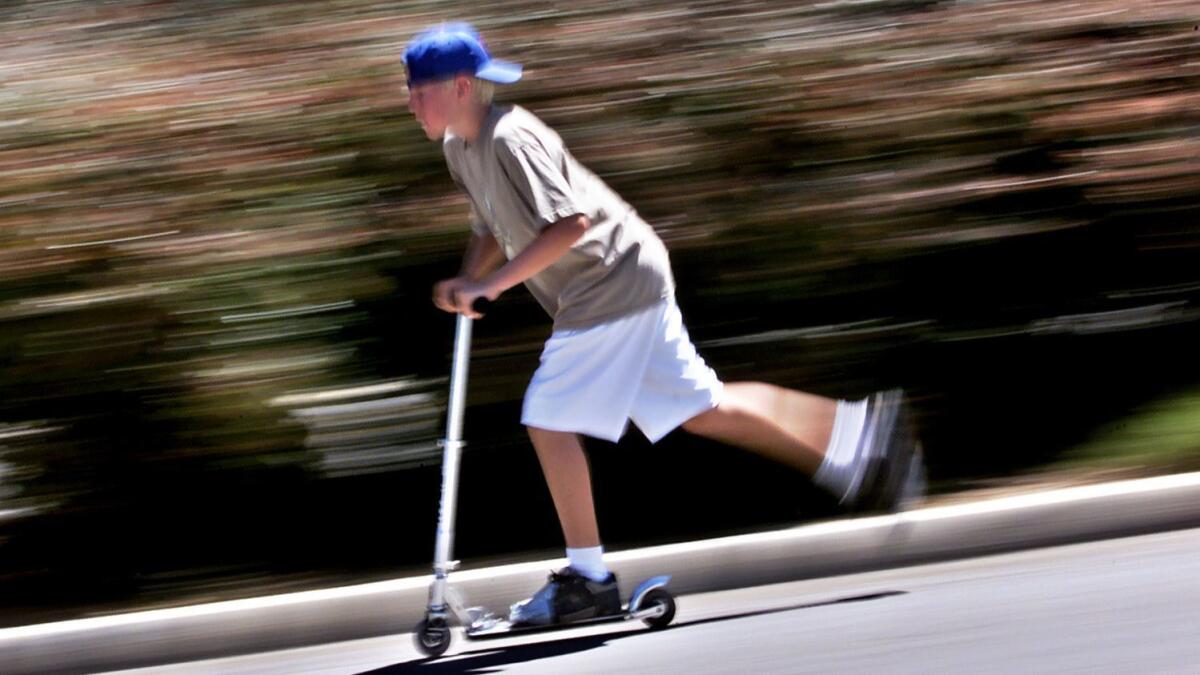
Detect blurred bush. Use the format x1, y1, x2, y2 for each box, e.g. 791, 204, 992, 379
0, 0, 1198, 619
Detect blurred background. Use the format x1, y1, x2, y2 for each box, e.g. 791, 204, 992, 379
1, 0, 1198, 627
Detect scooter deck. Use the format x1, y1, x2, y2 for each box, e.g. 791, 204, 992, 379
465, 607, 639, 640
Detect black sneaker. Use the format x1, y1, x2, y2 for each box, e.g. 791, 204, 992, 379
508, 567, 622, 626
848, 389, 926, 513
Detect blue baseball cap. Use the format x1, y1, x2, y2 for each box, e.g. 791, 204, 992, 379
403, 23, 522, 86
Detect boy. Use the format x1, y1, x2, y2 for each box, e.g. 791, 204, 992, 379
403, 24, 923, 627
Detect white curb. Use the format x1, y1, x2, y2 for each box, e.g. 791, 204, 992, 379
5, 471, 1200, 674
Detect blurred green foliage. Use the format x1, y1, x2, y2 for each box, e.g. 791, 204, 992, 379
1057, 386, 1200, 472
0, 0, 1198, 620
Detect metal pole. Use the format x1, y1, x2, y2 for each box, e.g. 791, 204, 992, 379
429, 313, 472, 611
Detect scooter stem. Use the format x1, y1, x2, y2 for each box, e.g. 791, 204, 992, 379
429, 313, 473, 611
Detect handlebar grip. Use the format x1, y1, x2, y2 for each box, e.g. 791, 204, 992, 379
471, 297, 492, 316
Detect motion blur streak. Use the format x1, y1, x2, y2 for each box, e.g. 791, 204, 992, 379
0, 0, 1197, 629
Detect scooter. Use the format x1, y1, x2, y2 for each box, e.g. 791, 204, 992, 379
413, 300, 677, 658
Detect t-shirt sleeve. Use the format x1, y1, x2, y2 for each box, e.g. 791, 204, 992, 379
494, 136, 585, 230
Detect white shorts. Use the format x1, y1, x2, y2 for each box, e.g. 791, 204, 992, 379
521, 297, 724, 443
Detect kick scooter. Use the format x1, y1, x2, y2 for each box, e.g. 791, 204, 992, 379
414, 300, 677, 658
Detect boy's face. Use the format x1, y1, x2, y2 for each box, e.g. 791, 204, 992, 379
406, 78, 461, 141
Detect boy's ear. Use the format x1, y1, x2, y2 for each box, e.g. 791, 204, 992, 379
454, 74, 472, 99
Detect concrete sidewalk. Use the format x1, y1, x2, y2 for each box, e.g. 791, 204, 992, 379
5, 471, 1200, 675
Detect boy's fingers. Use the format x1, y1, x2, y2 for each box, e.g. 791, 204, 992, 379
450, 289, 468, 314
433, 281, 463, 312
432, 291, 453, 312
452, 289, 484, 319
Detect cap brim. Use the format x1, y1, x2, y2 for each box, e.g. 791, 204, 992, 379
476, 59, 522, 84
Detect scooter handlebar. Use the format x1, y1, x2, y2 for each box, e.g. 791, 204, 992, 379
471, 297, 492, 316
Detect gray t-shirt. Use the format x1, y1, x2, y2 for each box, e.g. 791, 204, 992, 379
443, 104, 674, 330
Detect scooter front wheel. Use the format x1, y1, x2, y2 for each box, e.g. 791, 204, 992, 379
414, 616, 452, 657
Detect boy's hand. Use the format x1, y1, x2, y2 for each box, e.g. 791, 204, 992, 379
433, 277, 499, 318
432, 277, 468, 314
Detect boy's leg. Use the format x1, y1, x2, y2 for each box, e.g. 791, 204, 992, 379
512, 306, 679, 626
509, 426, 621, 626
681, 383, 921, 510
680, 382, 835, 475
527, 426, 600, 548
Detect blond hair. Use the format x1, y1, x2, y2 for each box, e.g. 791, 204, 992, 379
438, 75, 495, 104
471, 77, 495, 104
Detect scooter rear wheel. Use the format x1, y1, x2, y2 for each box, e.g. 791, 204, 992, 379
414, 616, 452, 657
640, 588, 676, 630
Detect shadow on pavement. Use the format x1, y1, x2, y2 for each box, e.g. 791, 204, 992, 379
364, 591, 906, 674
363, 631, 635, 674
671, 590, 907, 630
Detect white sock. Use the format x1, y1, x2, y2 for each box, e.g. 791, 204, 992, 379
812, 398, 868, 502
566, 546, 610, 582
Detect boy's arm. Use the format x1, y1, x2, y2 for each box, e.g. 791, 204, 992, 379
460, 230, 505, 280
483, 213, 589, 294
433, 231, 504, 314
453, 213, 590, 316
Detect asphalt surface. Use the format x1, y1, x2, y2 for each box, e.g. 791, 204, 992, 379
10, 471, 1200, 674
107, 526, 1200, 674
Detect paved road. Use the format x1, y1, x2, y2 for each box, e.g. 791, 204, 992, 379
109, 527, 1200, 674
